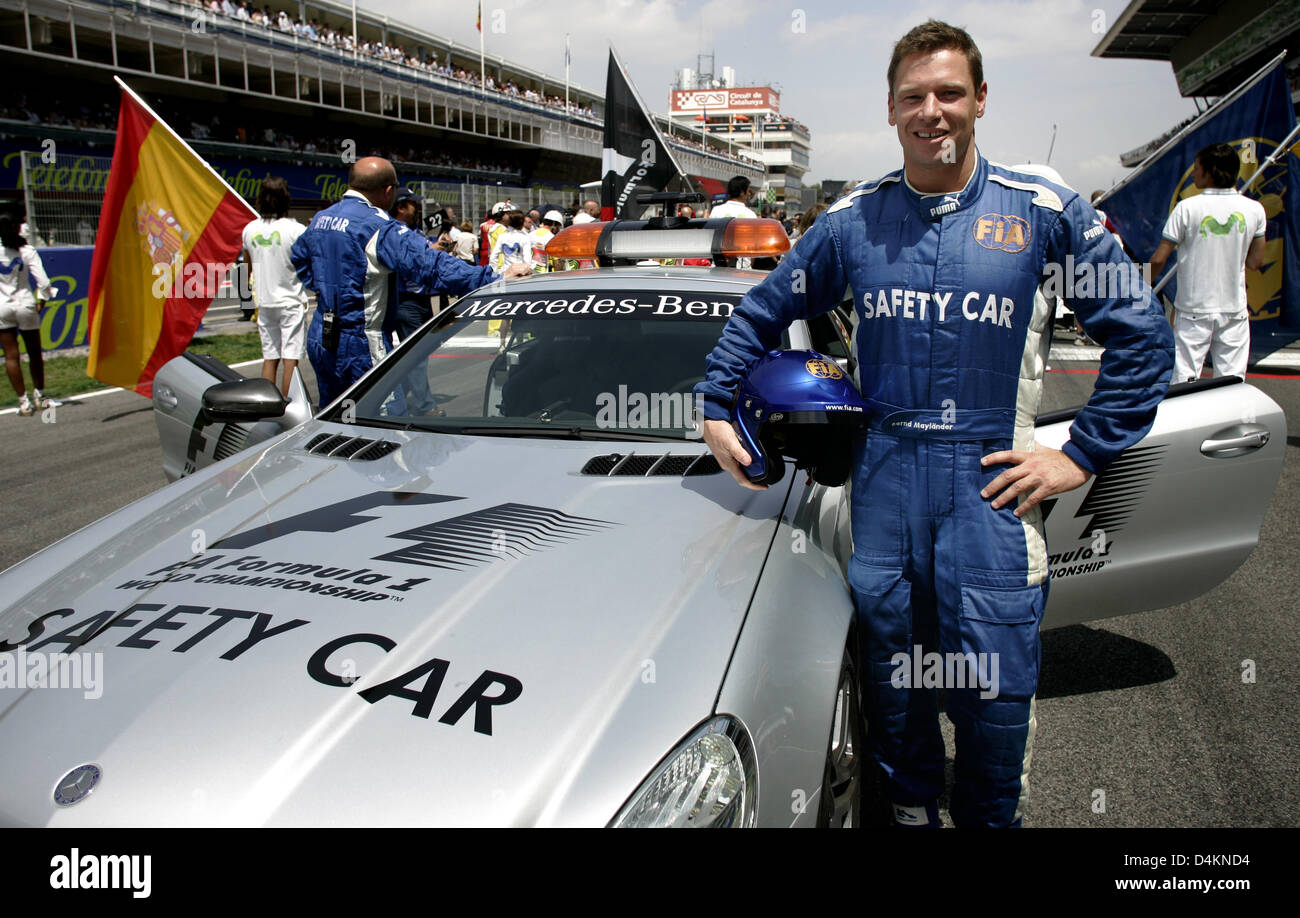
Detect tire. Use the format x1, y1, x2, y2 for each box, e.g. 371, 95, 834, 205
817, 646, 863, 827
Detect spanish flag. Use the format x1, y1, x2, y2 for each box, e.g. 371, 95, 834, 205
87, 77, 255, 396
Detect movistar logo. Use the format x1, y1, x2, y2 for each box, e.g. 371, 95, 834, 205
1199, 212, 1246, 237
252, 231, 282, 247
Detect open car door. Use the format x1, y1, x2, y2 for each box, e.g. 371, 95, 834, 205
1034, 376, 1286, 628
152, 353, 313, 481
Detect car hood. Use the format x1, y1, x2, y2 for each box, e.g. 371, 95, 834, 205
0, 422, 790, 826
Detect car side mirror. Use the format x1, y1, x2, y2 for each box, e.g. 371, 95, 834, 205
202, 378, 289, 422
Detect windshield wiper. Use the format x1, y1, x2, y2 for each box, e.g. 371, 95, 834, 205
455, 426, 693, 443
323, 415, 449, 433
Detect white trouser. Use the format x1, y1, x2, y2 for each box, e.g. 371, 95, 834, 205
1173, 311, 1250, 382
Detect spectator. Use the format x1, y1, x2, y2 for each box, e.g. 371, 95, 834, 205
707, 175, 758, 219
241, 177, 307, 397
571, 200, 600, 224
789, 203, 825, 246
453, 220, 478, 263
1149, 143, 1266, 381
0, 214, 56, 416
489, 210, 534, 272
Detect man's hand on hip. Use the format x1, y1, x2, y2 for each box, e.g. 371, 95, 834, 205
980, 443, 1089, 516
702, 419, 767, 491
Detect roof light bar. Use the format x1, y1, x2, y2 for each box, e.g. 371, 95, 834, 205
544, 218, 791, 264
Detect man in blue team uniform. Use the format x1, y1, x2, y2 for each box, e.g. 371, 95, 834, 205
291, 157, 530, 407
696, 20, 1174, 827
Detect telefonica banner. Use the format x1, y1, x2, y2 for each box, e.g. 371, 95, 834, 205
3, 143, 350, 204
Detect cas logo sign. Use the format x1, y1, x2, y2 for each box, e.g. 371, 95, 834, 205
973, 213, 1030, 253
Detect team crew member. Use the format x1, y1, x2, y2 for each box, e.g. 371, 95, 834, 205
695, 20, 1174, 827
1149, 143, 1267, 381
291, 157, 529, 407
241, 177, 307, 397
0, 214, 57, 416
389, 187, 442, 416
479, 201, 509, 266
528, 211, 564, 273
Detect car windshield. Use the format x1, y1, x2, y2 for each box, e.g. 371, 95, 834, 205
338, 288, 781, 440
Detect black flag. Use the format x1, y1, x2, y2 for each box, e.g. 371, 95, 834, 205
600, 48, 686, 220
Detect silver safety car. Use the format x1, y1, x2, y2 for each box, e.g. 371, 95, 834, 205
0, 216, 1287, 827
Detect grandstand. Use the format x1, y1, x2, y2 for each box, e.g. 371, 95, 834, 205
1, 0, 764, 239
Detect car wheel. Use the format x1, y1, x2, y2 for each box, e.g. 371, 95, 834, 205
817, 647, 862, 827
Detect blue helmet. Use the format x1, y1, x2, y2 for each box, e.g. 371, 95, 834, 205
731, 349, 869, 487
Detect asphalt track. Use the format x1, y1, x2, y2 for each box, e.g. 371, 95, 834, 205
0, 334, 1296, 828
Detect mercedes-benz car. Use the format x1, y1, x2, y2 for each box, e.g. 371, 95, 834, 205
0, 216, 1286, 827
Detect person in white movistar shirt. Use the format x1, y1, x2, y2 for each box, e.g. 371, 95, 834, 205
0, 213, 57, 416
1150, 143, 1267, 382
241, 176, 308, 396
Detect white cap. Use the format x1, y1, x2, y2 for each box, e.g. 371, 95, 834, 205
544, 210, 565, 224
491, 201, 509, 216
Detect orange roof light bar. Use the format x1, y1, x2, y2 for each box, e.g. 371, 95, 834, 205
544, 222, 607, 259
721, 219, 791, 258
543, 218, 791, 263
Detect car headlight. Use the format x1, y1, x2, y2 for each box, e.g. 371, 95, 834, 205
610, 715, 757, 828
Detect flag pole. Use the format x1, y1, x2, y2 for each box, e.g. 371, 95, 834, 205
564, 33, 570, 115
1151, 120, 1300, 296
479, 3, 486, 92
112, 76, 257, 218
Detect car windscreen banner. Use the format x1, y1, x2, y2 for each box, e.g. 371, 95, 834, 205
452, 291, 742, 321
600, 47, 688, 220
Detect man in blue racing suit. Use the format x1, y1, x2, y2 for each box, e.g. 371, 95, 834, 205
291, 156, 530, 407
696, 20, 1174, 828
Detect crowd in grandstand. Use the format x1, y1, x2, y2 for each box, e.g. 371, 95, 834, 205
180, 0, 597, 119
0, 99, 524, 179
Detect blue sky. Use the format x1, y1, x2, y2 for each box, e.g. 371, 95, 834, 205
365, 0, 1200, 195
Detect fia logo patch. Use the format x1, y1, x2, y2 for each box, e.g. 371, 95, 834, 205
973, 213, 1031, 254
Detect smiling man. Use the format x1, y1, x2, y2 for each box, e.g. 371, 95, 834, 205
695, 20, 1174, 827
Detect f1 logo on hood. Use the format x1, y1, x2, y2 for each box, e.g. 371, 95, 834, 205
215, 492, 463, 549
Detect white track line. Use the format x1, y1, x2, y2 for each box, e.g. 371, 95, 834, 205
0, 359, 262, 417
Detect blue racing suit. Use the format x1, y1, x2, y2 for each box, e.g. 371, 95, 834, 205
290, 190, 499, 407
696, 153, 1174, 827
